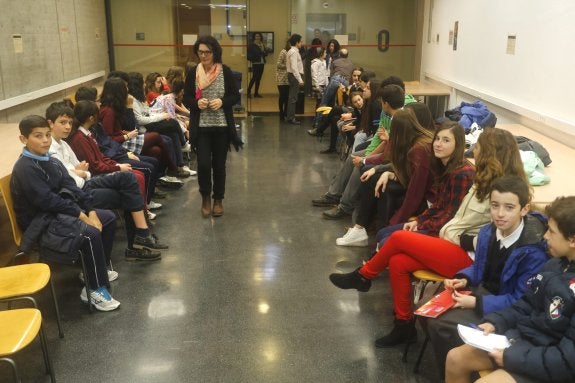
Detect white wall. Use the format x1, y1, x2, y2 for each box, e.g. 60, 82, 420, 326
0, 0, 109, 122
421, 0, 575, 136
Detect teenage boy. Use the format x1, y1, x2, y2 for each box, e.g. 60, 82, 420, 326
427, 175, 549, 374
445, 195, 575, 383
11, 115, 120, 311
45, 102, 164, 261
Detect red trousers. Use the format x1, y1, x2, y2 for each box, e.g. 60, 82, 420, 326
359, 231, 473, 320
130, 169, 147, 208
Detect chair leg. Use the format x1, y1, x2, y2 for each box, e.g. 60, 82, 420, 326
38, 323, 56, 382
49, 277, 65, 338
0, 358, 21, 382
402, 316, 418, 363
413, 334, 430, 374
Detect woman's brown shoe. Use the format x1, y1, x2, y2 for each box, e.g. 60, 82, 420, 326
201, 195, 211, 218
212, 199, 224, 217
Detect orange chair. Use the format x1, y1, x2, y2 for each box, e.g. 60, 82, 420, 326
0, 308, 55, 382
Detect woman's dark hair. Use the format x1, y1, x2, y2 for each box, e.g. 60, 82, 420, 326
356, 80, 381, 136
171, 79, 185, 95
360, 70, 376, 83
327, 39, 340, 53
404, 103, 434, 133
73, 100, 99, 129
128, 72, 146, 102
251, 32, 263, 42
431, 121, 469, 184
100, 77, 128, 114
193, 35, 223, 63
307, 38, 323, 60
144, 72, 163, 95
389, 108, 434, 186
75, 86, 98, 103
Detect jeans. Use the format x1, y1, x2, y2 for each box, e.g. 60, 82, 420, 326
320, 75, 348, 107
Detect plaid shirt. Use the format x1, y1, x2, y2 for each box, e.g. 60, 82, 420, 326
417, 162, 475, 235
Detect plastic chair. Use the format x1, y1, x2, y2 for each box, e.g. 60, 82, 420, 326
0, 308, 55, 382
402, 269, 446, 372
0, 264, 64, 338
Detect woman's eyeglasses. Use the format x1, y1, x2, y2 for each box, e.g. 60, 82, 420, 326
198, 50, 213, 56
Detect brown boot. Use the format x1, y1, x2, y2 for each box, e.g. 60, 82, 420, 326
201, 195, 211, 218
212, 199, 224, 217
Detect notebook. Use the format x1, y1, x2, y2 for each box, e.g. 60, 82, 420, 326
457, 324, 511, 352
414, 289, 471, 318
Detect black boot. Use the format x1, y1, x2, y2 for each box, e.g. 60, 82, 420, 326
329, 269, 372, 292
375, 319, 417, 348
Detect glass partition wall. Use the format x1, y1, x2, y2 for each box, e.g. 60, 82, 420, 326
107, 0, 419, 115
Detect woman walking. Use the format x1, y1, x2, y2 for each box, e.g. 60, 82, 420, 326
183, 36, 243, 218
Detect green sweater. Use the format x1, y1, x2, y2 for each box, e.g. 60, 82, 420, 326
365, 93, 417, 155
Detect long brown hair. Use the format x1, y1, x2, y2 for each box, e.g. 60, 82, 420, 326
474, 128, 526, 201
389, 109, 434, 186
432, 121, 469, 183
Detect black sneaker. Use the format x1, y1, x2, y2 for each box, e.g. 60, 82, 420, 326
329, 269, 372, 292
125, 247, 162, 262
134, 235, 169, 250
312, 194, 340, 207
322, 206, 350, 220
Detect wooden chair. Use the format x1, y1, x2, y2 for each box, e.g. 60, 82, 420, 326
402, 269, 446, 373
0, 308, 55, 382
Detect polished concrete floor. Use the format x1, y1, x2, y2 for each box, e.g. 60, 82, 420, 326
1, 116, 441, 383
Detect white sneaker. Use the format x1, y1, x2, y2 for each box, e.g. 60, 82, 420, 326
159, 176, 183, 184
79, 270, 119, 283
147, 211, 157, 220
80, 287, 121, 311
148, 201, 163, 210
181, 143, 191, 152
182, 165, 197, 176
336, 227, 369, 247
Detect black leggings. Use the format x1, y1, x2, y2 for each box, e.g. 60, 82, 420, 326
196, 129, 229, 200
248, 64, 264, 95
277, 85, 289, 120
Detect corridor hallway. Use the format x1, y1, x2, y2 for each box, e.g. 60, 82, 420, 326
2, 116, 439, 382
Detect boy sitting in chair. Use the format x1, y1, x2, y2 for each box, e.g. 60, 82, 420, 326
11, 115, 120, 311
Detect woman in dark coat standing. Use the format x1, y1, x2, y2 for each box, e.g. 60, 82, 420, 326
246, 32, 268, 98
183, 36, 242, 218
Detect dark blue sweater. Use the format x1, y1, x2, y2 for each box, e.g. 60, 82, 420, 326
11, 153, 94, 230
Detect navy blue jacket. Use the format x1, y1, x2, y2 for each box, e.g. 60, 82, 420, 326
484, 257, 575, 382
11, 153, 93, 230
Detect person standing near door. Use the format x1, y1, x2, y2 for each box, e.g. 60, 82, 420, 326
247, 32, 268, 98
285, 34, 304, 125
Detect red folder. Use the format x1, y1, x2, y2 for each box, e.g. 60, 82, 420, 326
414, 289, 472, 318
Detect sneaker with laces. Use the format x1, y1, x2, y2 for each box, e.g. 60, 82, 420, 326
147, 211, 157, 220
182, 165, 197, 176
148, 201, 163, 210
134, 234, 169, 250
125, 247, 162, 261
181, 142, 191, 152
158, 176, 183, 189
80, 287, 121, 311
336, 227, 369, 246
79, 270, 119, 283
